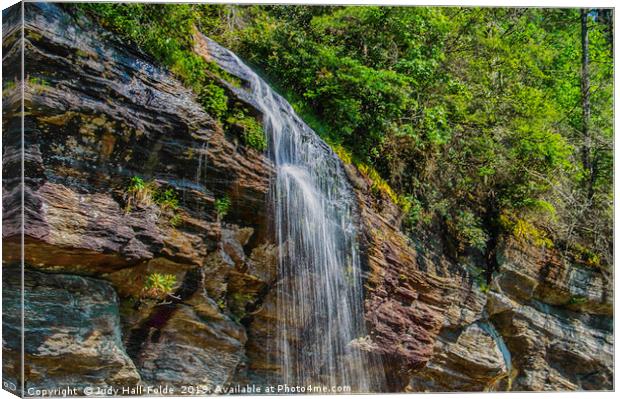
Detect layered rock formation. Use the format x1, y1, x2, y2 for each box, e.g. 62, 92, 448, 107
3, 2, 277, 393
345, 161, 613, 391
2, 2, 613, 395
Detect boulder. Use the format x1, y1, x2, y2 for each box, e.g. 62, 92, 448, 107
2, 267, 141, 393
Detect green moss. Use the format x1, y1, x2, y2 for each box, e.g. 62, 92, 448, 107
568, 296, 587, 306
228, 292, 256, 321
75, 48, 90, 58
26, 30, 42, 42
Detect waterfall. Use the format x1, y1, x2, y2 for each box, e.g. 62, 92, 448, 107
205, 37, 384, 392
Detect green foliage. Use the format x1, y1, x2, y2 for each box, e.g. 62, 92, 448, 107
216, 298, 227, 311
125, 176, 156, 211
568, 296, 587, 306
450, 211, 489, 251
124, 176, 182, 226
128, 176, 146, 191
479, 282, 490, 294
571, 243, 602, 268
2, 79, 16, 94
206, 5, 612, 266
499, 212, 553, 249
328, 142, 353, 165
402, 196, 423, 227
142, 272, 177, 299
226, 111, 267, 151
214, 195, 231, 220
198, 82, 228, 119
153, 187, 180, 212
169, 213, 182, 227
228, 292, 256, 322
27, 76, 50, 93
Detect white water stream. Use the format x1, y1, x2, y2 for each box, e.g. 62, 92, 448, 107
205, 37, 384, 392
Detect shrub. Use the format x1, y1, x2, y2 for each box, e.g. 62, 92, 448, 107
142, 272, 177, 299
451, 210, 489, 252
402, 195, 423, 227
499, 212, 553, 249
214, 195, 231, 220
226, 111, 267, 151
153, 187, 180, 211
198, 82, 228, 119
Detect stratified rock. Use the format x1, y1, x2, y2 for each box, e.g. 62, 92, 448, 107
345, 160, 613, 392
3, 2, 274, 278
2, 267, 141, 392
132, 302, 247, 388
344, 163, 451, 389
496, 240, 613, 315
3, 2, 276, 393
408, 322, 510, 392
488, 240, 613, 391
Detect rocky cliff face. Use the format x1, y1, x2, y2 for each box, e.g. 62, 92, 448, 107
345, 162, 613, 391
3, 3, 277, 392
2, 3, 613, 394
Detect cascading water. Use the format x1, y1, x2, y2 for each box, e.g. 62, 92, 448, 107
205, 37, 384, 392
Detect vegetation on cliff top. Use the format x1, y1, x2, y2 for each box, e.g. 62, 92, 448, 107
208, 5, 614, 270
80, 4, 613, 270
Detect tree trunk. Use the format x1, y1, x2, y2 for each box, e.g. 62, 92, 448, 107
581, 8, 594, 202
596, 8, 614, 52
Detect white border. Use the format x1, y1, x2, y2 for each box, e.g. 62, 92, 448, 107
0, 1, 616, 399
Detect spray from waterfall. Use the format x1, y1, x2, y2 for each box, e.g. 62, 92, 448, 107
205, 37, 384, 392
